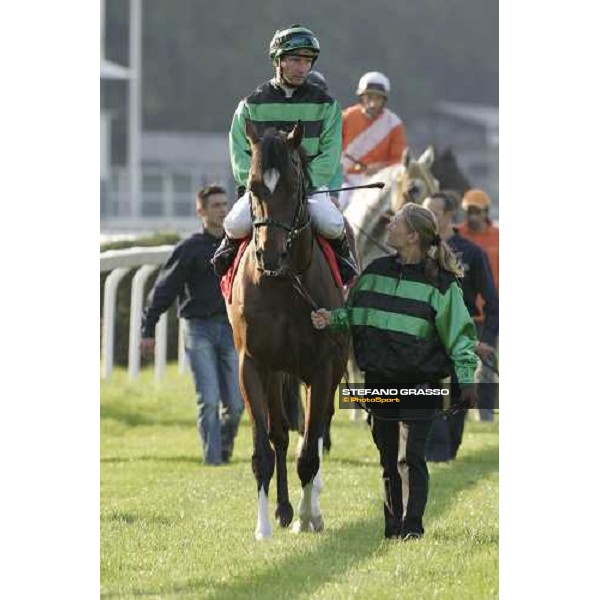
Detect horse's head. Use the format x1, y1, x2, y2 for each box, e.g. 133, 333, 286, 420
390, 146, 440, 213
430, 146, 472, 197
246, 120, 310, 278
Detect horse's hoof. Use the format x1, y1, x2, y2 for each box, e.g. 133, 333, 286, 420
291, 519, 312, 534
311, 515, 325, 532
275, 502, 294, 528
255, 527, 273, 541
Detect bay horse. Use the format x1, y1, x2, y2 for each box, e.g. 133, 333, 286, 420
227, 120, 349, 540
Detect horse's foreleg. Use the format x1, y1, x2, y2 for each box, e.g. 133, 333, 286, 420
293, 374, 332, 533
268, 374, 293, 528
240, 354, 274, 540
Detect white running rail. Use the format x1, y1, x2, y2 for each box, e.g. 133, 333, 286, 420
100, 246, 188, 380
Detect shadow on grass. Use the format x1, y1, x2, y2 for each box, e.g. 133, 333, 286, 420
101, 578, 209, 599
427, 445, 498, 522
104, 445, 498, 599
323, 456, 379, 468
101, 404, 194, 428
101, 455, 255, 467
101, 510, 174, 526
101, 515, 382, 600
101, 454, 200, 465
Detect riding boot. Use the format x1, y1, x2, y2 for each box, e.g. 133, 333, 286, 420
211, 236, 242, 277
328, 231, 359, 285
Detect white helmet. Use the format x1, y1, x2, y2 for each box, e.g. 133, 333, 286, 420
356, 71, 390, 97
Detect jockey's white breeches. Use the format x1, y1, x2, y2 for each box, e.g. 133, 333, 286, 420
224, 188, 345, 239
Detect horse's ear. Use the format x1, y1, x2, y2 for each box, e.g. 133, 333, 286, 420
287, 121, 304, 149
419, 146, 435, 168
245, 120, 259, 145
401, 147, 411, 168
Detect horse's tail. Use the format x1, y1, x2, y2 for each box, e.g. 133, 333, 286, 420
282, 373, 303, 432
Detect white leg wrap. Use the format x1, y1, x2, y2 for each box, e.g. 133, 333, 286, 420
292, 481, 314, 533
310, 437, 324, 531
313, 437, 324, 492
255, 486, 273, 541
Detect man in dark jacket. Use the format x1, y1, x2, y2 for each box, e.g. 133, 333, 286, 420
141, 185, 244, 465
424, 191, 499, 460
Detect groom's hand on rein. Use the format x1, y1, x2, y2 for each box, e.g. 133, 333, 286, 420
311, 309, 331, 330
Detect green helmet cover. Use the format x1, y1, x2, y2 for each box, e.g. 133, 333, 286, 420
269, 25, 320, 62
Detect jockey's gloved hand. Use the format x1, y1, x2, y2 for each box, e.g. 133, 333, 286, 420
237, 185, 246, 199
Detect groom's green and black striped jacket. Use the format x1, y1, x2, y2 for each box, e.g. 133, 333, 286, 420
229, 79, 343, 191
329, 256, 478, 384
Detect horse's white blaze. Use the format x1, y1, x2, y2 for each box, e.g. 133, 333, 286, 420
255, 486, 272, 541
263, 169, 280, 193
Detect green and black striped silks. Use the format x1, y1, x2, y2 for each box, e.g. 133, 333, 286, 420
229, 80, 343, 190
329, 256, 478, 384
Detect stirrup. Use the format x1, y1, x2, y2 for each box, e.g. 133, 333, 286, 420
211, 237, 241, 277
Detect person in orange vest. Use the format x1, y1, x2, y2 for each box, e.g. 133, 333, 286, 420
456, 188, 499, 421
456, 189, 499, 291
339, 71, 408, 210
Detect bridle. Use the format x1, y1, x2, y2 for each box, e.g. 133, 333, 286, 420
399, 165, 439, 207
250, 149, 312, 277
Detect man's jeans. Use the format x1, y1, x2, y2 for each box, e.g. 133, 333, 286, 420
183, 317, 244, 465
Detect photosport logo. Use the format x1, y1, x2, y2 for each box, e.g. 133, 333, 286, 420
338, 383, 449, 410
337, 382, 499, 412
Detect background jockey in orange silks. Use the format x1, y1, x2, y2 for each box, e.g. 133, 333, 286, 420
340, 72, 408, 209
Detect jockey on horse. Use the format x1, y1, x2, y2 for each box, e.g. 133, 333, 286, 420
339, 71, 408, 211
212, 25, 358, 284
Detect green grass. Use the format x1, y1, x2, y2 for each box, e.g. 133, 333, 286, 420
101, 366, 498, 599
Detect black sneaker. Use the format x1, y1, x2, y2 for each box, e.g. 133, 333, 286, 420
384, 521, 402, 539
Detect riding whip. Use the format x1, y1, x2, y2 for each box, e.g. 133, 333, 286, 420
311, 182, 386, 194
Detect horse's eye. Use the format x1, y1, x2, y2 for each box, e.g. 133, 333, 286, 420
408, 182, 422, 197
